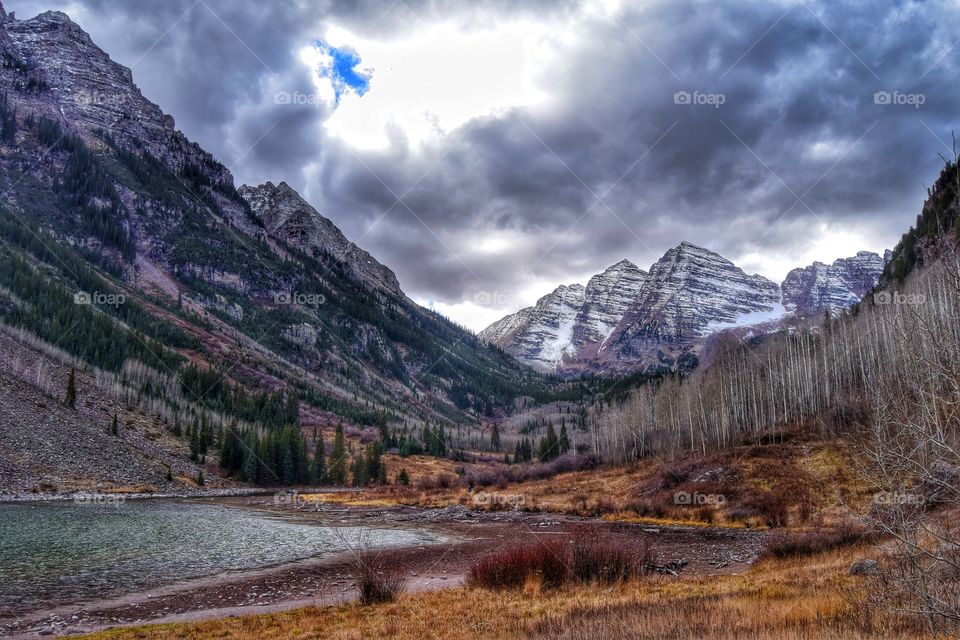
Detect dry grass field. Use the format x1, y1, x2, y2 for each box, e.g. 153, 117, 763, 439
78, 543, 922, 640
315, 434, 872, 529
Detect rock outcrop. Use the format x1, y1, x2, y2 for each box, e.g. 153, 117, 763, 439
239, 181, 402, 297
781, 251, 889, 315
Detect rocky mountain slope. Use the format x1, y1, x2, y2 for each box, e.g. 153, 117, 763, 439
782, 251, 891, 314
0, 4, 540, 491
481, 243, 888, 373
238, 182, 402, 297
602, 242, 781, 356
571, 260, 648, 352
480, 284, 586, 371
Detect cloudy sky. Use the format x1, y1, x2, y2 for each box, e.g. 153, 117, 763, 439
9, 0, 960, 330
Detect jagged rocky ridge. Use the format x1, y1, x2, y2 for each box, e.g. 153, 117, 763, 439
0, 3, 533, 438
781, 250, 892, 315
480, 243, 888, 372
238, 181, 402, 297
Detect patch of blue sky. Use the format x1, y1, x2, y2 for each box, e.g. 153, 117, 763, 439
315, 40, 372, 104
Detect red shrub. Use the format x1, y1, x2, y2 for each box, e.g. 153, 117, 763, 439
763, 523, 876, 559
468, 533, 655, 590
570, 534, 652, 583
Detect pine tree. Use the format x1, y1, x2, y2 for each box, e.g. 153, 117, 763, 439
539, 424, 560, 461
397, 468, 410, 485
351, 456, 367, 486
65, 367, 77, 408
328, 425, 347, 484
311, 431, 326, 484
110, 413, 118, 436
241, 448, 258, 483
199, 416, 210, 458
190, 426, 200, 461
559, 424, 570, 454
195, 470, 204, 486
491, 423, 501, 451
165, 464, 173, 482
365, 442, 383, 483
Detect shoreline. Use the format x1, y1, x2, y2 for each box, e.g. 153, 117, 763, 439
1, 497, 769, 639
0, 486, 363, 504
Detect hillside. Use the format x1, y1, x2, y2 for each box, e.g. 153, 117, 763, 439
0, 6, 543, 493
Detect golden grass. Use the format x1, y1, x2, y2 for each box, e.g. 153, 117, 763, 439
602, 513, 748, 528
76, 545, 924, 640
302, 492, 402, 508
339, 436, 875, 529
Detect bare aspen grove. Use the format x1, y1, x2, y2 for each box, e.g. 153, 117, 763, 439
591, 252, 960, 466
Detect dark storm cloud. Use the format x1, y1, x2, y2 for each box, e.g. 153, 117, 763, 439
7, 0, 960, 319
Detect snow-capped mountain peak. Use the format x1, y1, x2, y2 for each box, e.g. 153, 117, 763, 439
480, 244, 888, 373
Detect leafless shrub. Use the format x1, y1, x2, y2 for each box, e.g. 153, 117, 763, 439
351, 556, 405, 605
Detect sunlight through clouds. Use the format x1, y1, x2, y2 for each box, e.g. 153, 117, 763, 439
305, 19, 557, 151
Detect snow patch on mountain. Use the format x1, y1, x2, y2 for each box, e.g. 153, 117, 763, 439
704, 302, 788, 333
480, 244, 888, 373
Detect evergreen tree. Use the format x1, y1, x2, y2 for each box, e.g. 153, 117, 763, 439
559, 424, 570, 454
65, 367, 77, 408
241, 444, 258, 482
328, 425, 347, 484
365, 442, 383, 483
195, 470, 204, 486
351, 456, 367, 486
165, 464, 173, 482
0, 92, 17, 143
397, 468, 410, 485
311, 431, 326, 484
199, 415, 210, 458
190, 426, 200, 461
538, 424, 560, 461
491, 423, 501, 451
110, 413, 118, 436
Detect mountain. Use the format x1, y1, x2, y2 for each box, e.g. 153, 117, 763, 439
478, 259, 648, 371
480, 243, 780, 372
479, 284, 585, 371
571, 260, 648, 352
0, 5, 539, 492
481, 243, 888, 373
238, 181, 402, 297
782, 251, 891, 315
881, 160, 960, 287
603, 242, 781, 352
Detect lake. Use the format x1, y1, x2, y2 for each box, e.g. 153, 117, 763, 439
0, 499, 440, 617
